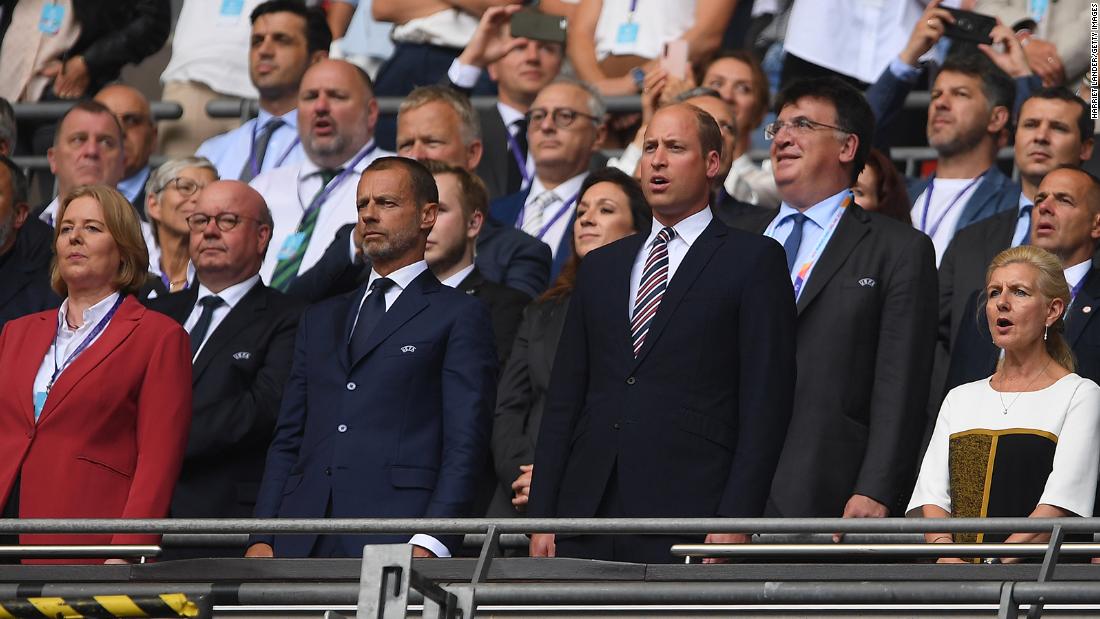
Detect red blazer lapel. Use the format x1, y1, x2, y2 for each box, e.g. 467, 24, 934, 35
15, 312, 59, 426
38, 296, 143, 426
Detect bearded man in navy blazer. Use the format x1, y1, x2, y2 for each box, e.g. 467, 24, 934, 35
527, 104, 797, 564
248, 157, 497, 558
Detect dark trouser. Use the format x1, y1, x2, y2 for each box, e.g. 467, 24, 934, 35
554, 470, 701, 564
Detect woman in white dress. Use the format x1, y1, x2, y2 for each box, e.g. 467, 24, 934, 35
910, 246, 1100, 563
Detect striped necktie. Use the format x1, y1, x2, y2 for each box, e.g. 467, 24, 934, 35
239, 118, 285, 182
631, 227, 675, 357
270, 168, 340, 291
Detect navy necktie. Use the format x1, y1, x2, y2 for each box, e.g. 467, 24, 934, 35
783, 213, 808, 273
190, 295, 225, 357
350, 278, 395, 360
1019, 203, 1033, 246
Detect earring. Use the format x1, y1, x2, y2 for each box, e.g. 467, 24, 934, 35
1044, 325, 1049, 341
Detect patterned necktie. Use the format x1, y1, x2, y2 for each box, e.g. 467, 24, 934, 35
506, 118, 529, 194
631, 227, 676, 357
270, 168, 341, 292
239, 118, 285, 182
1019, 203, 1033, 246
783, 213, 808, 273
190, 295, 225, 358
522, 190, 558, 237
350, 277, 395, 360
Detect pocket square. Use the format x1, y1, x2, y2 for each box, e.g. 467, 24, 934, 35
232, 351, 252, 360
400, 345, 417, 353
857, 277, 876, 288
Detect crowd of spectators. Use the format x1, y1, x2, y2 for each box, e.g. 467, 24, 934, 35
0, 0, 1097, 565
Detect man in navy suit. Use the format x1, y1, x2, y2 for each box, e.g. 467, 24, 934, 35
247, 157, 497, 558
527, 103, 797, 564
490, 77, 607, 282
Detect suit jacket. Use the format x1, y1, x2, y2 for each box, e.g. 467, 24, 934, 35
490, 188, 573, 282
144, 283, 304, 519
0, 295, 191, 560
476, 107, 515, 201
0, 219, 61, 334
252, 269, 498, 557
727, 202, 938, 517
456, 267, 529, 366
490, 295, 569, 517
528, 217, 797, 524
287, 222, 552, 302
947, 265, 1100, 392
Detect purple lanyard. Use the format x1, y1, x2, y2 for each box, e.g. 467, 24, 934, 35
628, 0, 638, 17
1071, 275, 1087, 305
517, 191, 580, 241
248, 119, 300, 178
158, 264, 192, 291
919, 171, 986, 239
504, 129, 531, 186
48, 295, 124, 392
299, 144, 376, 219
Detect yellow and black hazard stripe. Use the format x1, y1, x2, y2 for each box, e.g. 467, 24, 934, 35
0, 593, 203, 618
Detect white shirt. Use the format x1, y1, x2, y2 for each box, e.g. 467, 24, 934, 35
522, 173, 587, 258
196, 107, 305, 182
594, 0, 695, 61
390, 8, 479, 48
628, 207, 712, 315
32, 292, 121, 418
348, 259, 449, 559
1065, 259, 1092, 298
911, 176, 985, 266
184, 275, 261, 360
159, 0, 262, 99
765, 189, 849, 287
253, 141, 393, 283
440, 263, 475, 289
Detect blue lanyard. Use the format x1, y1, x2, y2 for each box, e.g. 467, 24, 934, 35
516, 191, 580, 241
48, 295, 124, 393
298, 144, 377, 220
248, 119, 300, 178
504, 129, 531, 186
919, 172, 985, 239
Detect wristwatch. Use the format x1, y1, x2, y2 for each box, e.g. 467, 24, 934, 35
631, 67, 645, 93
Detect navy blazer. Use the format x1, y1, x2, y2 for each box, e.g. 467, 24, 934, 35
0, 219, 60, 333
490, 189, 573, 283
528, 217, 797, 522
252, 269, 498, 557
906, 167, 1020, 237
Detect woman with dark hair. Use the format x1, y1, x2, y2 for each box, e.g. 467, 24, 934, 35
852, 148, 912, 224
490, 168, 650, 516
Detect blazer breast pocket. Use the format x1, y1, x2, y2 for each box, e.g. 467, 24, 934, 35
382, 341, 434, 358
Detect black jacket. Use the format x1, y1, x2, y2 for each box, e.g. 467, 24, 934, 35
0, 219, 60, 334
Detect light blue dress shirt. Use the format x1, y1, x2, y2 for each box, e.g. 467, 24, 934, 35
765, 189, 849, 286
196, 107, 305, 181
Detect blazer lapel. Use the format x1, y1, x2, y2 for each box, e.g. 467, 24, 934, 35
614, 234, 646, 362
630, 220, 724, 370
348, 271, 434, 368
191, 284, 268, 382
38, 296, 142, 426
1066, 268, 1100, 346
15, 312, 58, 426
796, 207, 869, 315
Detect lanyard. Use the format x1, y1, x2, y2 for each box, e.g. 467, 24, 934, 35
627, 0, 638, 19
158, 265, 192, 291
48, 295, 124, 393
517, 191, 580, 241
790, 195, 849, 300
504, 129, 531, 186
1071, 276, 1086, 304
919, 172, 985, 239
248, 119, 300, 178
297, 144, 376, 220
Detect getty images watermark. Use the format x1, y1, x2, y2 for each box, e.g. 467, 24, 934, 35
1093, 3, 1099, 118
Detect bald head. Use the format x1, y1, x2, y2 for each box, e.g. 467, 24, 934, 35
190, 180, 274, 292
95, 85, 157, 177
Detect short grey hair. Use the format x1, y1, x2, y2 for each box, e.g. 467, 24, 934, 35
145, 156, 218, 202
399, 85, 482, 146
548, 75, 607, 123
0, 98, 16, 153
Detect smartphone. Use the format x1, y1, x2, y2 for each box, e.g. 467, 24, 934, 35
510, 9, 567, 45
661, 40, 689, 80
942, 8, 996, 46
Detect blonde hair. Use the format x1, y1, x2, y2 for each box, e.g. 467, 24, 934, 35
51, 184, 150, 297
985, 245, 1075, 372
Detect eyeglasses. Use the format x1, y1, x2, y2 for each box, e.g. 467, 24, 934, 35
160, 177, 206, 197
185, 212, 263, 232
764, 117, 850, 140
525, 107, 600, 129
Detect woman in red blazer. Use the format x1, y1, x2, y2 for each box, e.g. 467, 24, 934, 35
0, 185, 191, 564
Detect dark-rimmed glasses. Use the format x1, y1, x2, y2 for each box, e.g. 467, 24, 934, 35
185, 212, 263, 232
160, 177, 206, 197
764, 117, 850, 140
526, 107, 600, 129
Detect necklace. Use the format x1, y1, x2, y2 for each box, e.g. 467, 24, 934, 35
995, 357, 1054, 415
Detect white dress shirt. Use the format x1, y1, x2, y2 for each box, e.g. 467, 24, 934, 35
33, 292, 121, 419
628, 207, 713, 315
439, 263, 475, 289
253, 141, 394, 283
184, 275, 261, 360
522, 173, 588, 258
765, 189, 849, 287
196, 107, 305, 182
593, 0, 695, 61
724, 154, 781, 208
350, 259, 449, 558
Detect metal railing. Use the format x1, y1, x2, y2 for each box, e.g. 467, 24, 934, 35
12, 101, 183, 122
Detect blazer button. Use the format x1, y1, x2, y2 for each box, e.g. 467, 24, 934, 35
612, 422, 621, 430
626, 377, 636, 385
346, 382, 357, 391
337, 424, 348, 433
324, 467, 332, 476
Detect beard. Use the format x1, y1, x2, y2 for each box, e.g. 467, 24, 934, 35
929, 121, 987, 159
360, 221, 421, 265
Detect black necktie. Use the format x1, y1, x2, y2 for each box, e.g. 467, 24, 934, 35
189, 295, 225, 357
783, 213, 808, 273
506, 118, 528, 194
239, 118, 285, 182
350, 278, 395, 360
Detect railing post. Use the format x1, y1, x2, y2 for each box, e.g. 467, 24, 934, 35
999, 581, 1020, 619
471, 524, 500, 585
356, 544, 411, 619
1027, 524, 1065, 619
